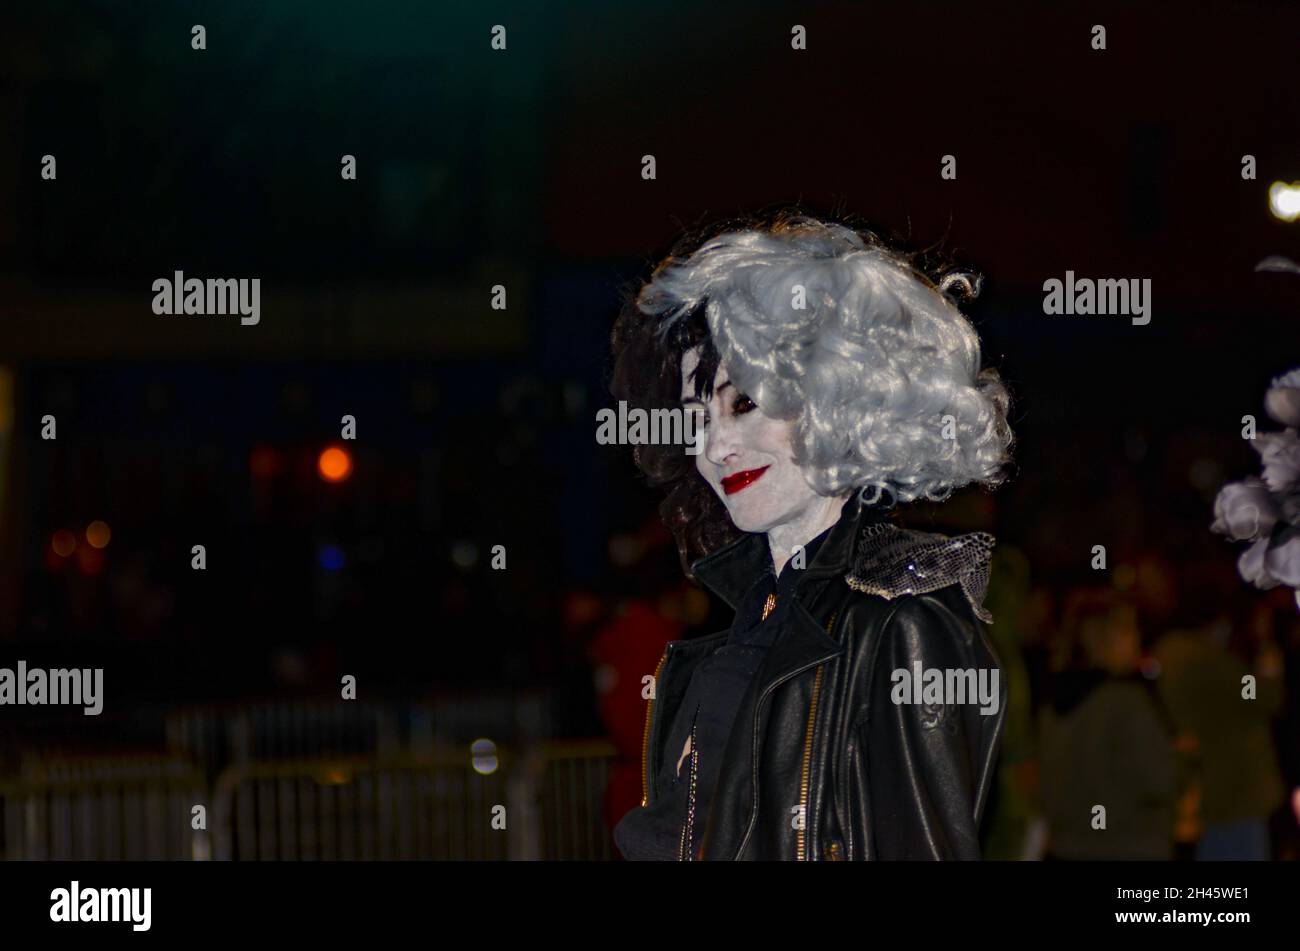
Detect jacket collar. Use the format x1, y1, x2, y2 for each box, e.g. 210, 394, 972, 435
690, 493, 890, 610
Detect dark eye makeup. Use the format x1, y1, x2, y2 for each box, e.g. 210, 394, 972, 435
681, 390, 755, 427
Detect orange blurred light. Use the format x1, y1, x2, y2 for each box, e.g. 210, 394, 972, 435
317, 446, 352, 482
51, 529, 77, 557
86, 520, 111, 549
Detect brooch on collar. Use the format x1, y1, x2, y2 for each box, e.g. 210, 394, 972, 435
844, 522, 997, 624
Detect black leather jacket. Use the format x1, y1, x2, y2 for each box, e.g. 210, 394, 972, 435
638, 499, 1007, 860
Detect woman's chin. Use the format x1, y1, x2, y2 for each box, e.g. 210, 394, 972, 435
724, 504, 777, 535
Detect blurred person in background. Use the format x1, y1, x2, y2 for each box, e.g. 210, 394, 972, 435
587, 514, 713, 844
1039, 587, 1178, 860
1153, 563, 1286, 860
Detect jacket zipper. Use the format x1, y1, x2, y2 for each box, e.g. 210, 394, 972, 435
797, 611, 838, 861
677, 707, 701, 860
734, 609, 839, 860
796, 663, 826, 860
639, 646, 672, 807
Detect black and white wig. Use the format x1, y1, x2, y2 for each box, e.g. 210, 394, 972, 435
611, 209, 1014, 574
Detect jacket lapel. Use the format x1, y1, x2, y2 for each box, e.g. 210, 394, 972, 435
687, 531, 767, 611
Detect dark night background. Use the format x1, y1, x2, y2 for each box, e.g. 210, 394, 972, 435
0, 0, 1298, 860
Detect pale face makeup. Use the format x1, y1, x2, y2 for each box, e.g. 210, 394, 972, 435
680, 347, 846, 575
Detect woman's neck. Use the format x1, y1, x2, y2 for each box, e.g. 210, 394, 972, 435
767, 494, 849, 576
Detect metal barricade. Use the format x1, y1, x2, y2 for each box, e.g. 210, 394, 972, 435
211, 751, 515, 860
535, 740, 618, 860
210, 742, 619, 860
0, 768, 208, 860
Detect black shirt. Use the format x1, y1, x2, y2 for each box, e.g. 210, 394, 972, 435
613, 525, 834, 860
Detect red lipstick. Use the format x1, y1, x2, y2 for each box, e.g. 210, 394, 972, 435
721, 466, 770, 495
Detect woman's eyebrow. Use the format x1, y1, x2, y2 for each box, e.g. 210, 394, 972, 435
680, 381, 730, 405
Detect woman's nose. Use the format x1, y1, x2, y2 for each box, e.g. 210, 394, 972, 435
704, 417, 740, 467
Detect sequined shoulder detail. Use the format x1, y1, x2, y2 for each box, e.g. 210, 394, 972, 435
844, 522, 996, 624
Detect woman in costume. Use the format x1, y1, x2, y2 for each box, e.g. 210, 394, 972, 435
609, 210, 1014, 859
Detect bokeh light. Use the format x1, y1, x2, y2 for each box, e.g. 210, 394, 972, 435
318, 544, 345, 571
317, 446, 352, 482
1268, 180, 1300, 222
471, 738, 499, 775
86, 520, 111, 549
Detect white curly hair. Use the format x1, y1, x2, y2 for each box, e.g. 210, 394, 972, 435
636, 215, 1013, 504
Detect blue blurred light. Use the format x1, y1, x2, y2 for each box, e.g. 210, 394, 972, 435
318, 545, 345, 571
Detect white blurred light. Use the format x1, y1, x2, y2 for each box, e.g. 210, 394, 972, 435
1268, 181, 1300, 222
471, 738, 499, 775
